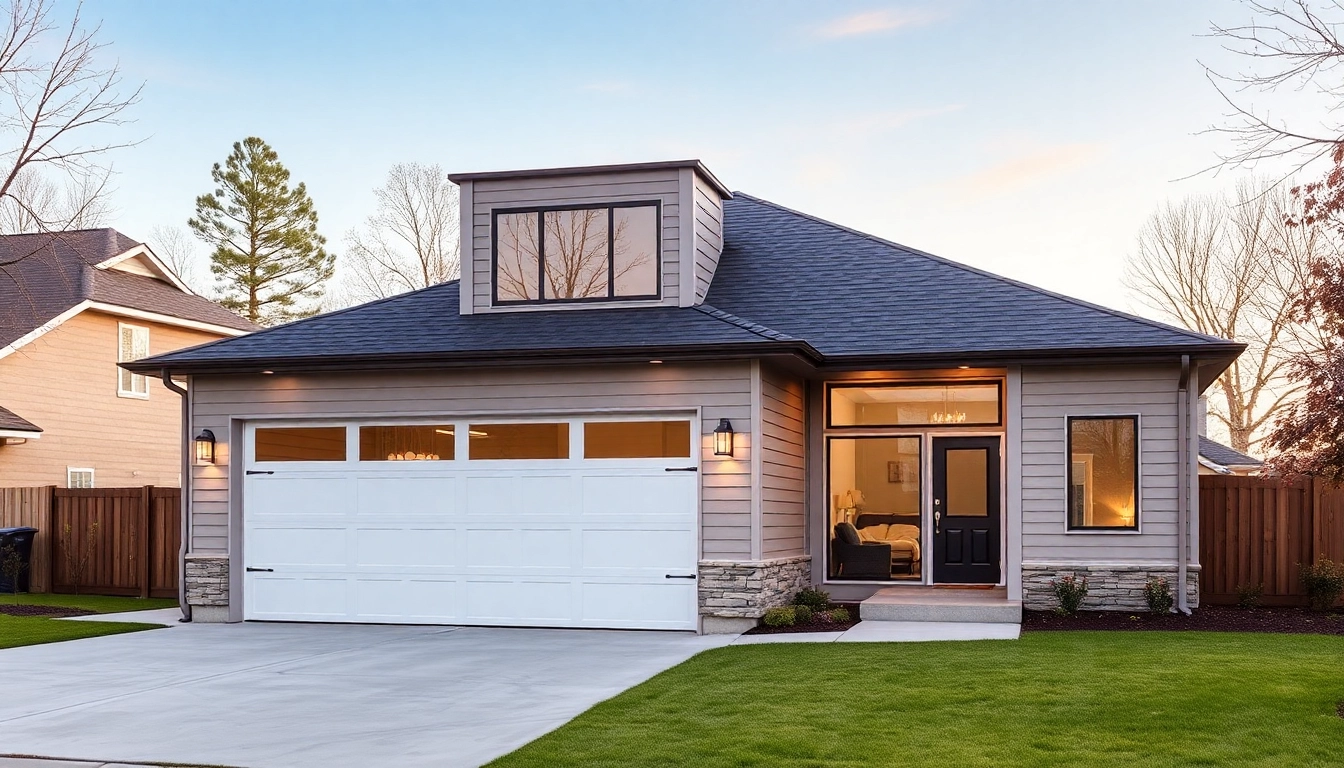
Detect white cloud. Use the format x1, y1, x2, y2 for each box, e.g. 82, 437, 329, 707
816, 8, 941, 39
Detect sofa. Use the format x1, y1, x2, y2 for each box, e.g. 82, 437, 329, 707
854, 515, 920, 574
831, 522, 892, 579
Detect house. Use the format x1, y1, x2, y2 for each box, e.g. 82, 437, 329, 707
1197, 436, 1263, 476
124, 160, 1244, 631
0, 229, 256, 488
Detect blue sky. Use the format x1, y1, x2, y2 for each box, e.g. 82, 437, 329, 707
91, 0, 1285, 311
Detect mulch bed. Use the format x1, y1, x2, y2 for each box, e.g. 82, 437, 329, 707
0, 604, 96, 618
743, 602, 861, 635
1025, 605, 1344, 635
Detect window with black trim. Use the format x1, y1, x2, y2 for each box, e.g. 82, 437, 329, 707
493, 203, 659, 304
828, 382, 1002, 428
1067, 416, 1139, 530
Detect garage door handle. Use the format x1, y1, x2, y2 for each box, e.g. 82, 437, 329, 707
246, 567, 274, 572
665, 574, 697, 580
664, 467, 698, 472
246, 470, 274, 475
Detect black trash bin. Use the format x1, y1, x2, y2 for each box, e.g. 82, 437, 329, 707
0, 526, 38, 593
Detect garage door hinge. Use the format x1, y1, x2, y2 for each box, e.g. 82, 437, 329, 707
245, 470, 275, 475
664, 466, 698, 472
664, 574, 697, 580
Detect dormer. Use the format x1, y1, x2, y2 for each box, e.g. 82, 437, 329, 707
449, 160, 731, 315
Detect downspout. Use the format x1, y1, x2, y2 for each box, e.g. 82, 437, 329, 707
1176, 355, 1191, 615
161, 370, 192, 623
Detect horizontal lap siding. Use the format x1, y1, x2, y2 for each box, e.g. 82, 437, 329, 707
189, 362, 754, 558
1021, 364, 1182, 563
469, 170, 683, 311
760, 366, 806, 558
692, 175, 724, 303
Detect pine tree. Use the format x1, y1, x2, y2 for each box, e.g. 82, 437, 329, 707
190, 137, 335, 325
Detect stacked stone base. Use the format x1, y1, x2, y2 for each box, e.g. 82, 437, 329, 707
1023, 564, 1199, 612
185, 554, 230, 622
698, 556, 811, 632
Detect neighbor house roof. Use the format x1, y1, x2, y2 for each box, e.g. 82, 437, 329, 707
1198, 436, 1263, 469
0, 229, 256, 354
0, 404, 41, 435
127, 194, 1244, 375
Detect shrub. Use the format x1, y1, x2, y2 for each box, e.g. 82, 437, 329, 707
793, 588, 830, 610
1236, 582, 1264, 610
762, 606, 796, 627
793, 605, 814, 624
1144, 577, 1174, 614
1051, 574, 1088, 615
827, 607, 851, 623
1300, 557, 1344, 611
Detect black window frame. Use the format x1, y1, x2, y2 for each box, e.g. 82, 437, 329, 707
825, 380, 1005, 429
1065, 415, 1141, 532
491, 200, 662, 305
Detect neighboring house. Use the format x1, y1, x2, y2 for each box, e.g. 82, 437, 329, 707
1197, 436, 1263, 476
0, 229, 256, 488
126, 160, 1244, 631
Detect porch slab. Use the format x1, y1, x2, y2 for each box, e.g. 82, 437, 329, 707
860, 587, 1022, 624
837, 620, 1020, 642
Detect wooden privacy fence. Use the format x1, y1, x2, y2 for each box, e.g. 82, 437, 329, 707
1200, 475, 1344, 606
0, 486, 180, 598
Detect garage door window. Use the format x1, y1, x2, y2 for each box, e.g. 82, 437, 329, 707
469, 423, 569, 460
585, 420, 691, 458
359, 425, 455, 461
255, 427, 347, 461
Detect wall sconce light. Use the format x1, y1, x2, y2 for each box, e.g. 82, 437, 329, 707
194, 429, 216, 465
713, 418, 734, 457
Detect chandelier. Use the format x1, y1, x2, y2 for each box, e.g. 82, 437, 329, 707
931, 410, 967, 424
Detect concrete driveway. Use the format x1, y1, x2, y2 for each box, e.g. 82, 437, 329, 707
0, 621, 732, 768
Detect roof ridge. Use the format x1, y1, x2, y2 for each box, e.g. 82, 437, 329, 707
730, 192, 1233, 347
693, 303, 796, 341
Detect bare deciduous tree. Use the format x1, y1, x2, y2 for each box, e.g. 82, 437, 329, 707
1207, 0, 1344, 170
1125, 179, 1322, 453
341, 163, 460, 304
149, 224, 201, 291
0, 0, 139, 248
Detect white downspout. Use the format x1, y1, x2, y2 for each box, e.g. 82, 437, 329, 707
1176, 356, 1191, 615
161, 370, 192, 623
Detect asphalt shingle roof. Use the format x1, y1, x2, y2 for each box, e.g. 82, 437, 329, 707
0, 404, 41, 433
1199, 436, 1263, 467
0, 229, 255, 349
131, 193, 1241, 373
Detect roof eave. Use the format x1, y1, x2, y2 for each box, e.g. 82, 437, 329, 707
813, 341, 1247, 371
448, 159, 732, 199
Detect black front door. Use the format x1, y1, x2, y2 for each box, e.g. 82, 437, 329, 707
932, 436, 1001, 584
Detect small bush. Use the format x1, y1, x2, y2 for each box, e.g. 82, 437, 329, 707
1051, 574, 1089, 615
762, 606, 796, 627
1300, 557, 1344, 611
1144, 577, 1174, 614
827, 607, 851, 623
793, 588, 831, 610
1236, 582, 1264, 610
793, 605, 814, 624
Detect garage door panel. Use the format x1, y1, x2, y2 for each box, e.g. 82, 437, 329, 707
581, 582, 696, 628
357, 477, 456, 516
581, 475, 695, 518
353, 578, 458, 621
250, 576, 346, 619
466, 475, 577, 517
251, 527, 347, 567
250, 477, 356, 517
581, 528, 695, 570
465, 528, 572, 569
465, 579, 572, 622
355, 528, 456, 568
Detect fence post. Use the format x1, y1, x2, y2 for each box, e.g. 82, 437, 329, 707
39, 485, 55, 593
138, 486, 152, 599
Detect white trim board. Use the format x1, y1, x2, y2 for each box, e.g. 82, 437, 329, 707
96, 244, 195, 295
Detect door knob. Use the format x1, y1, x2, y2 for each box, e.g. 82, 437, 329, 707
934, 509, 941, 534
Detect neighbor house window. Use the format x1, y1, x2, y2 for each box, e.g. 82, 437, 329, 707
254, 427, 347, 462
359, 425, 455, 461
828, 382, 1001, 427
67, 467, 94, 489
117, 323, 150, 398
493, 203, 660, 304
1067, 416, 1139, 530
469, 423, 569, 460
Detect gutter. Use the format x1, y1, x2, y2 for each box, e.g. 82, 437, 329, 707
1176, 355, 1191, 615
160, 370, 192, 624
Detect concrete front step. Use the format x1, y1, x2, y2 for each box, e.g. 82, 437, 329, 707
860, 587, 1022, 624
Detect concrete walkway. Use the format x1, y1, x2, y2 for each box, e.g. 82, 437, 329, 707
733, 620, 1020, 644
0, 621, 731, 768
60, 608, 184, 626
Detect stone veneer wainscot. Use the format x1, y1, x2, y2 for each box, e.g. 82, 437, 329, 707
698, 556, 812, 621
185, 554, 229, 607
1023, 564, 1200, 612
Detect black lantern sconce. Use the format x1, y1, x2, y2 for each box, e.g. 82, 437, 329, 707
194, 429, 216, 465
713, 418, 734, 457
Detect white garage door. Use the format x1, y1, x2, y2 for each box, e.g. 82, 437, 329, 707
242, 416, 700, 630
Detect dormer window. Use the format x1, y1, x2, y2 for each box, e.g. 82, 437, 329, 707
492, 202, 660, 304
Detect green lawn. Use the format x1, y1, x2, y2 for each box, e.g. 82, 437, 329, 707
0, 594, 174, 650
490, 632, 1344, 768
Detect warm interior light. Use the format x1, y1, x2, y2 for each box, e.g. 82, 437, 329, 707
649, 360, 663, 364
261, 370, 274, 375
958, 365, 970, 369
194, 429, 216, 465
468, 429, 488, 437
434, 429, 455, 435
713, 418, 734, 457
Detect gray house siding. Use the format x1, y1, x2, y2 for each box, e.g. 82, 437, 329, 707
759, 364, 806, 559
691, 172, 725, 304
186, 362, 755, 558
466, 169, 684, 312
